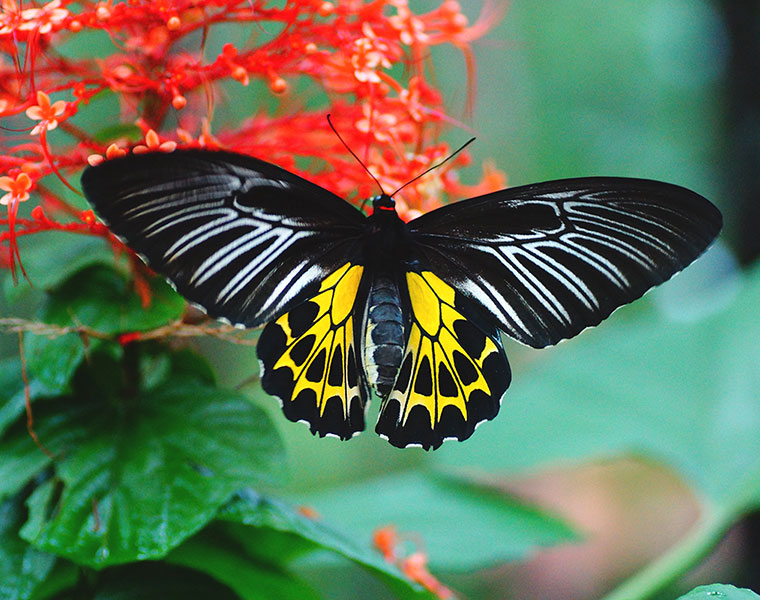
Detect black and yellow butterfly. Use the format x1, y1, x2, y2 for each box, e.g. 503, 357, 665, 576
81, 149, 721, 450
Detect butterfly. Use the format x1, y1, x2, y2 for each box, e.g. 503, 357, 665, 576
81, 148, 722, 450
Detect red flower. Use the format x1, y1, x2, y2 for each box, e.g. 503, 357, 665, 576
18, 0, 69, 34
0, 172, 33, 281
402, 552, 453, 599
372, 523, 454, 599
133, 129, 177, 154
0, 172, 32, 206
25, 91, 67, 135
1, 0, 505, 293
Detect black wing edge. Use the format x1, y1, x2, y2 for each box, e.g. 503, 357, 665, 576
409, 177, 722, 239
81, 148, 366, 225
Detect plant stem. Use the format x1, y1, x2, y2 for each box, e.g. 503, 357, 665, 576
600, 504, 732, 600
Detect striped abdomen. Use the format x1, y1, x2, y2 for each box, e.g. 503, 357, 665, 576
364, 276, 405, 397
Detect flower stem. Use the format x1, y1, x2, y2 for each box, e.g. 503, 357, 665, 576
600, 501, 739, 600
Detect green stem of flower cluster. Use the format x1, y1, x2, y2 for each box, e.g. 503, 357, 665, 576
600, 500, 739, 600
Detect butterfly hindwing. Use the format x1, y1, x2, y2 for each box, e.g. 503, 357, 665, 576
409, 177, 722, 348
258, 262, 369, 439
81, 150, 365, 328
375, 270, 511, 450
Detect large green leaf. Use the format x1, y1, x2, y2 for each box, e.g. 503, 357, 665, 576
39, 265, 186, 335
24, 265, 185, 393
18, 374, 285, 567
677, 585, 760, 599
0, 358, 59, 502
0, 350, 219, 504
168, 491, 436, 600
0, 495, 56, 600
22, 334, 90, 395
435, 264, 760, 511
299, 471, 577, 571
168, 528, 325, 600
218, 490, 434, 599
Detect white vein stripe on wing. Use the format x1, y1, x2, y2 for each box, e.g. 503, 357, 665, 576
196, 227, 302, 289
477, 245, 571, 326
462, 277, 531, 337
188, 224, 284, 284
559, 233, 630, 288
521, 240, 600, 309
121, 182, 233, 216
216, 230, 309, 304
257, 259, 312, 316
565, 202, 679, 255
147, 208, 237, 243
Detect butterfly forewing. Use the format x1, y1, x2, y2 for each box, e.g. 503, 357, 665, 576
81, 150, 366, 328
408, 178, 722, 348
376, 270, 511, 450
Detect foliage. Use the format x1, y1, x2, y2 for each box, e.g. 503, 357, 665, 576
677, 585, 760, 600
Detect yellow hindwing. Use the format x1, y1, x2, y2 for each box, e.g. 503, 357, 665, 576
259, 263, 367, 439
376, 270, 511, 449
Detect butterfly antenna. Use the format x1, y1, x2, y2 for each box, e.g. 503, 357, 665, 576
327, 114, 387, 196
390, 137, 476, 199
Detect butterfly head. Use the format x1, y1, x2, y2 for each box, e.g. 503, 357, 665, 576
371, 194, 396, 212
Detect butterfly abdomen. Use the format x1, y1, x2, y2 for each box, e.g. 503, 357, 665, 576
363, 276, 405, 397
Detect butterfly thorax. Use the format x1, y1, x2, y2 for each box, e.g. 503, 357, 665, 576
371, 194, 395, 211
363, 195, 414, 266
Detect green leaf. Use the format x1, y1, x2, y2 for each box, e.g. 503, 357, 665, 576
219, 491, 421, 582
19, 375, 285, 567
677, 584, 760, 599
165, 347, 217, 386
0, 357, 45, 437
168, 528, 324, 600
22, 333, 89, 395
138, 347, 216, 391
299, 471, 577, 571
169, 492, 436, 600
24, 265, 185, 393
0, 495, 56, 600
92, 123, 143, 144
0, 359, 58, 501
90, 563, 240, 600
435, 264, 760, 512
42, 265, 186, 335
0, 377, 58, 439
0, 417, 52, 501
3, 232, 114, 304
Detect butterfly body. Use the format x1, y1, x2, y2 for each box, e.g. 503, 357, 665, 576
81, 149, 722, 450
363, 274, 405, 398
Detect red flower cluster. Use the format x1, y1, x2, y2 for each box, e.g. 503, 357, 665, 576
1, 0, 505, 281
373, 525, 453, 599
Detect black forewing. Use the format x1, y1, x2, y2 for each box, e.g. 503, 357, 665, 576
408, 177, 722, 348
81, 149, 366, 327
